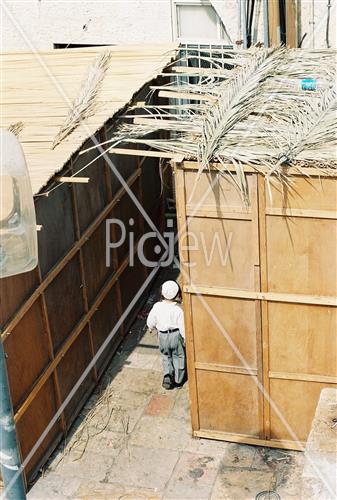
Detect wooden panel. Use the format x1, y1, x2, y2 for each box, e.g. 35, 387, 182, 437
0, 268, 39, 328
266, 216, 337, 296
191, 295, 258, 368
187, 217, 259, 289
268, 302, 337, 377
269, 379, 334, 442
196, 370, 260, 437
113, 179, 143, 263
266, 176, 337, 212
72, 142, 107, 234
119, 253, 147, 323
82, 218, 115, 305
184, 169, 256, 209
56, 325, 94, 425
90, 284, 121, 374
44, 254, 85, 352
16, 376, 61, 479
175, 162, 337, 450
4, 298, 50, 411
35, 183, 75, 277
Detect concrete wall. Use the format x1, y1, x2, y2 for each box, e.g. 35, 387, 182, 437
2, 0, 336, 51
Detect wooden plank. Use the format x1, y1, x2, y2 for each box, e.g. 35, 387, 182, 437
195, 362, 257, 376
194, 430, 304, 451
182, 161, 337, 178
158, 90, 216, 102
269, 372, 337, 384
186, 205, 253, 220
1, 168, 141, 341
268, 0, 281, 46
257, 173, 271, 440
102, 125, 125, 338
286, 0, 298, 47
174, 162, 200, 431
108, 147, 184, 162
183, 285, 337, 307
266, 207, 337, 219
70, 158, 98, 383
36, 265, 67, 435
56, 176, 90, 183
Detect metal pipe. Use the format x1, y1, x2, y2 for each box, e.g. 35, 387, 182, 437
0, 340, 26, 499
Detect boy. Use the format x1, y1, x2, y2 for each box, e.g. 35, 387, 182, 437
147, 280, 186, 390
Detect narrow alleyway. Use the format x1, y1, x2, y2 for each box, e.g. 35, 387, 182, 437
29, 272, 304, 500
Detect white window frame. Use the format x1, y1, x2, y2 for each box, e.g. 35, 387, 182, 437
171, 0, 225, 44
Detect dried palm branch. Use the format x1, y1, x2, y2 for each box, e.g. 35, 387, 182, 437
52, 50, 112, 149
267, 85, 337, 179
8, 121, 24, 136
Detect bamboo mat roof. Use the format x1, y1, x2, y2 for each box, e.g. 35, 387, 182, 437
1, 44, 178, 194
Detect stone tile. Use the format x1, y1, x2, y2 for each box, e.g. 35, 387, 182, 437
221, 443, 257, 469
104, 404, 144, 434
186, 437, 230, 457
251, 446, 297, 472
276, 456, 305, 499
130, 416, 191, 451
164, 452, 220, 499
170, 385, 191, 421
73, 480, 160, 499
151, 355, 163, 373
50, 450, 115, 482
144, 394, 175, 417
211, 468, 275, 499
124, 350, 159, 371
28, 473, 82, 499
106, 445, 179, 491
107, 367, 159, 396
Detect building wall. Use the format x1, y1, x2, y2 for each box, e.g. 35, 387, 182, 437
2, 0, 336, 51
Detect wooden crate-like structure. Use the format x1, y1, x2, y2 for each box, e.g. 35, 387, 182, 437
175, 161, 337, 450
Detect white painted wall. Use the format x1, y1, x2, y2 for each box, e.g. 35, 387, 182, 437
2, 0, 336, 51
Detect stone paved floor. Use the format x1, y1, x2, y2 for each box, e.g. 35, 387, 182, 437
28, 285, 304, 500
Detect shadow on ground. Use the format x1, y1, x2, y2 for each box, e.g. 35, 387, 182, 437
28, 267, 304, 500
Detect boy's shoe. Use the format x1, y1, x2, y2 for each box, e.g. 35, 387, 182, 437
162, 375, 173, 390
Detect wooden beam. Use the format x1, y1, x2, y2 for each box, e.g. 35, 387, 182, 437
183, 284, 337, 307
109, 147, 184, 162
268, 0, 281, 46
56, 176, 90, 183
285, 0, 298, 47
194, 430, 305, 451
269, 371, 337, 384
70, 158, 98, 383
195, 362, 258, 377
265, 208, 337, 220
158, 90, 216, 103
170, 66, 231, 75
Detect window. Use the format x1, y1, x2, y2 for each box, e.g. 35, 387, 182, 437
172, 0, 225, 43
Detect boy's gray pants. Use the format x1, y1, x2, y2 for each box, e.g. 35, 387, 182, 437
158, 330, 186, 384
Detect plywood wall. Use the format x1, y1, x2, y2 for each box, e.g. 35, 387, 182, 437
0, 124, 165, 485
175, 161, 337, 450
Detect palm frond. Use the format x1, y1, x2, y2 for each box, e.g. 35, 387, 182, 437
52, 50, 112, 149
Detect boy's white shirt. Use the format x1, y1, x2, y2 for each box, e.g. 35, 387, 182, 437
147, 301, 185, 339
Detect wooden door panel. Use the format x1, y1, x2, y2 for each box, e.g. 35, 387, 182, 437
268, 302, 337, 376
187, 217, 259, 289
269, 379, 333, 442
197, 370, 260, 437
191, 295, 258, 368
266, 216, 337, 297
